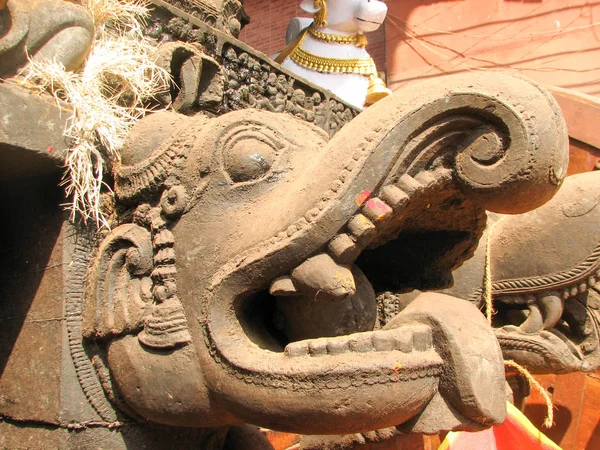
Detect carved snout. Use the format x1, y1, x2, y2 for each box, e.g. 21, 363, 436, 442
356, 0, 388, 32
386, 293, 507, 432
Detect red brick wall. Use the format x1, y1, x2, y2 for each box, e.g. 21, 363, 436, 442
239, 0, 387, 77
239, 1, 304, 59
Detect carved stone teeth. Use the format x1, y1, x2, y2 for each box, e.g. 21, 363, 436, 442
347, 214, 376, 243
284, 326, 436, 357
328, 233, 361, 265
414, 171, 438, 187
397, 174, 424, 195
394, 329, 413, 353
588, 276, 596, 287
362, 197, 393, 223
412, 325, 433, 351
269, 276, 298, 296
326, 337, 349, 355
348, 333, 374, 353
284, 341, 309, 357
380, 185, 409, 210
308, 339, 328, 356
154, 229, 174, 247
154, 248, 175, 264
519, 303, 544, 333
538, 291, 565, 330
571, 286, 579, 297
372, 331, 395, 351
151, 265, 177, 280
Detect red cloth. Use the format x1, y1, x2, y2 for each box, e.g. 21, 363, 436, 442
439, 402, 561, 450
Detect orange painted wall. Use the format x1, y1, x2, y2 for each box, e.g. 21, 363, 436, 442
524, 373, 600, 450
386, 1, 600, 95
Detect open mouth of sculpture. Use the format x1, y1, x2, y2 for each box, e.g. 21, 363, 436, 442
205, 170, 506, 432
222, 166, 482, 376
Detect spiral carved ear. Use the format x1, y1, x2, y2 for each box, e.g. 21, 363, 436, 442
83, 224, 153, 340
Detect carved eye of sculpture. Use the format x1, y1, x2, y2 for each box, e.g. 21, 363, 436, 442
220, 123, 286, 183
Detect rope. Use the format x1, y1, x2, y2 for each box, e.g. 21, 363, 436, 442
483, 216, 555, 428
504, 360, 555, 428
484, 216, 505, 323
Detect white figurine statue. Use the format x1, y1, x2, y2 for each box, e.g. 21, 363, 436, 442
276, 0, 391, 109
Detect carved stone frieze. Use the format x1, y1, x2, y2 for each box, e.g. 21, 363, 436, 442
150, 0, 248, 37
146, 0, 359, 137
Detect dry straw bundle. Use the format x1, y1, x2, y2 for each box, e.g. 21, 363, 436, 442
23, 0, 170, 228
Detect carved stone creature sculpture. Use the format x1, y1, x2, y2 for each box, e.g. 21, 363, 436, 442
436, 171, 600, 375
0, 0, 94, 79
276, 0, 391, 109
77, 73, 568, 437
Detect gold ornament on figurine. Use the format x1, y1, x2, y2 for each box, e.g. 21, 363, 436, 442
365, 75, 393, 105
289, 31, 376, 75
290, 47, 378, 75
309, 26, 368, 48
314, 0, 328, 27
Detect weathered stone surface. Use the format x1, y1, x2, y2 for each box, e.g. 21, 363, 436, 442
0, 83, 69, 179
0, 174, 64, 424
444, 171, 600, 375
69, 72, 568, 438
0, 422, 62, 449
0, 0, 93, 79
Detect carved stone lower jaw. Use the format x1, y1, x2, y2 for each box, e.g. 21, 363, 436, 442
202, 321, 444, 434
201, 292, 506, 434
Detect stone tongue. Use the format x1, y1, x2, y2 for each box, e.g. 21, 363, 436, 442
270, 253, 356, 301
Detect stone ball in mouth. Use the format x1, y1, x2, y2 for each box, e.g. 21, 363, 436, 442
275, 264, 376, 343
